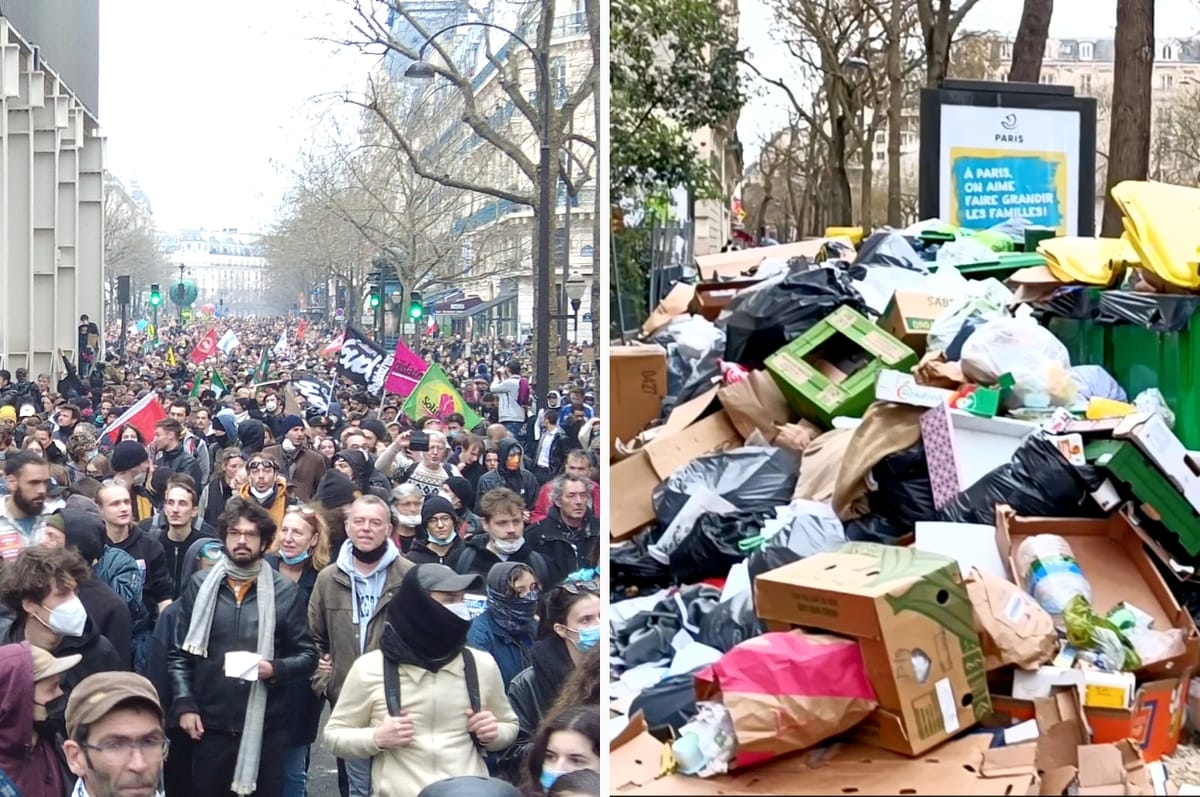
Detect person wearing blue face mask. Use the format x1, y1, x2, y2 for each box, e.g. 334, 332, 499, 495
501, 579, 600, 780
523, 706, 600, 796
265, 504, 330, 797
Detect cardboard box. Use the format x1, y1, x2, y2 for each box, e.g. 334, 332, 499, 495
690, 278, 762, 322
611, 346, 668, 453
611, 713, 1040, 795
993, 676, 1188, 766
692, 238, 849, 281
766, 306, 918, 427
875, 369, 953, 409
610, 390, 742, 541
881, 291, 954, 354
755, 543, 992, 755
921, 405, 1039, 509
641, 282, 697, 338
1115, 413, 1200, 516
996, 508, 1200, 680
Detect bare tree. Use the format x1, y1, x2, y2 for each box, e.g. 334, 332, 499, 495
1102, 0, 1154, 237
916, 0, 986, 86
1007, 0, 1054, 82
104, 175, 169, 312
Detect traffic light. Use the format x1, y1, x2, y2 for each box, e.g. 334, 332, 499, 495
368, 290, 381, 309
149, 283, 162, 306
408, 291, 423, 320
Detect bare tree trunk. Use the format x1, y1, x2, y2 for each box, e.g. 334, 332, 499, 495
830, 81, 854, 226
886, 0, 903, 226
1102, 0, 1154, 237
1007, 0, 1054, 82
859, 107, 873, 232
925, 0, 952, 86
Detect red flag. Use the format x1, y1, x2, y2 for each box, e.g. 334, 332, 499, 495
190, 328, 218, 364
296, 319, 308, 343
99, 392, 167, 444
320, 332, 345, 358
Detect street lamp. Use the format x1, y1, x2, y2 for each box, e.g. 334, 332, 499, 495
550, 270, 587, 343
406, 20, 555, 402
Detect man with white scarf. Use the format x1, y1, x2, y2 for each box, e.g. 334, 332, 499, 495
168, 498, 317, 796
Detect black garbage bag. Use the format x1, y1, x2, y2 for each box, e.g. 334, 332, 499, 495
746, 544, 804, 582
1095, 291, 1200, 333
868, 443, 938, 531
843, 514, 910, 544
613, 585, 722, 669
936, 434, 1107, 524
668, 509, 776, 585
628, 672, 702, 742
611, 531, 672, 601
652, 446, 801, 533
720, 267, 870, 369
697, 589, 762, 653
851, 230, 928, 273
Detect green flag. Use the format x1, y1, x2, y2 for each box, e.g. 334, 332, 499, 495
189, 371, 203, 398
253, 347, 270, 384
212, 370, 227, 398
402, 364, 484, 430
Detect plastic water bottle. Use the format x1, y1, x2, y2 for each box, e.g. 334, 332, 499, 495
1015, 535, 1092, 618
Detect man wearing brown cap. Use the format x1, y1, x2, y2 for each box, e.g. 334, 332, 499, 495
62, 671, 166, 797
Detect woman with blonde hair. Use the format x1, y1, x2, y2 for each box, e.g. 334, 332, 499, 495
265, 502, 330, 797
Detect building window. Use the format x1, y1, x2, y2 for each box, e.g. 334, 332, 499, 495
1080, 42, 1093, 60
874, 130, 886, 144
550, 56, 568, 106
1080, 73, 1092, 93
1000, 41, 1013, 59
1162, 73, 1174, 90
1163, 44, 1174, 61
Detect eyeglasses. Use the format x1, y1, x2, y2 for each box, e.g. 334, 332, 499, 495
247, 461, 276, 472
555, 580, 599, 595
428, 514, 454, 526
286, 506, 317, 516
80, 735, 169, 761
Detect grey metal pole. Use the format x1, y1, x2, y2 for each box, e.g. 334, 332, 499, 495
534, 52, 554, 401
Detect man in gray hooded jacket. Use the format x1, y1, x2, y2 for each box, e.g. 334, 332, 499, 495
308, 494, 413, 797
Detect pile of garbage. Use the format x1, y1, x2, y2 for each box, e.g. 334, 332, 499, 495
610, 189, 1200, 795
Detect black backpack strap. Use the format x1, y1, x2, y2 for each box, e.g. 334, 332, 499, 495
383, 654, 402, 717
462, 648, 485, 753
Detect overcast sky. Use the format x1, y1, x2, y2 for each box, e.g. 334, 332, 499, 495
99, 1, 381, 232
738, 0, 1200, 162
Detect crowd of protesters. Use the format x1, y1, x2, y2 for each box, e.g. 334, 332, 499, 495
0, 314, 601, 797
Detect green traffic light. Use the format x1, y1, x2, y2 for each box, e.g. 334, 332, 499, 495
149, 283, 162, 306
369, 294, 380, 309
409, 303, 423, 319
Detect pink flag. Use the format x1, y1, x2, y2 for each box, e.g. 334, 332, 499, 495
384, 338, 429, 398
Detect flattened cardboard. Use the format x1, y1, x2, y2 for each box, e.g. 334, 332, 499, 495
611, 713, 670, 792
1076, 741, 1153, 795
692, 239, 839, 280
611, 346, 668, 454
996, 508, 1200, 679
641, 282, 696, 338
755, 544, 991, 755
882, 291, 954, 354
610, 398, 742, 541
614, 734, 1040, 795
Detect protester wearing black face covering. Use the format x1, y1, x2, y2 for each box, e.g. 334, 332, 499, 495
333, 449, 392, 501
466, 562, 538, 684
323, 564, 521, 795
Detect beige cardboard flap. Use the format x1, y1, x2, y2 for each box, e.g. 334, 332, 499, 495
641, 283, 697, 338
717, 370, 792, 442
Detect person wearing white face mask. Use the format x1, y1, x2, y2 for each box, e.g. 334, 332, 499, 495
450, 488, 553, 590
405, 496, 464, 566
263, 416, 327, 502
0, 547, 122, 742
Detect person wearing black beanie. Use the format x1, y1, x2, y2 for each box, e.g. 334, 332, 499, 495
313, 470, 360, 554
323, 564, 520, 796
405, 496, 463, 567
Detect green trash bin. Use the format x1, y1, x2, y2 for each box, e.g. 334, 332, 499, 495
1035, 287, 1108, 367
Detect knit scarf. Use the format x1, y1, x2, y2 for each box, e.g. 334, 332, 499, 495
181, 556, 275, 796
485, 562, 538, 637
379, 566, 469, 672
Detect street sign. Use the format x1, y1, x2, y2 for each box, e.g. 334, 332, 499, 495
582, 312, 592, 322
335, 307, 345, 319
360, 312, 374, 326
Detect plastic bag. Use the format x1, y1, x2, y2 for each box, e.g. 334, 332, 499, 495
867, 444, 938, 532
936, 435, 1106, 524
1069, 365, 1127, 402
927, 277, 1013, 353
653, 446, 802, 532
746, 544, 803, 582
960, 317, 1076, 409
719, 267, 870, 369
1134, 388, 1177, 429
614, 585, 723, 668
611, 531, 673, 600
628, 672, 702, 741
936, 237, 997, 268
842, 514, 909, 544
669, 509, 777, 585
852, 230, 927, 272
651, 315, 727, 404
698, 590, 763, 653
